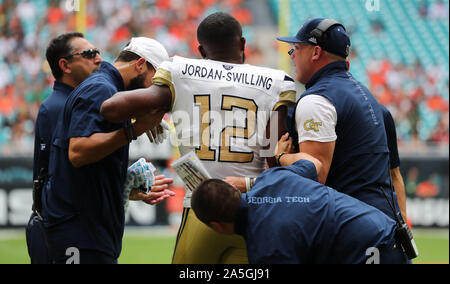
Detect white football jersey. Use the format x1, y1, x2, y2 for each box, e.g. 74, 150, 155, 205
153, 56, 296, 207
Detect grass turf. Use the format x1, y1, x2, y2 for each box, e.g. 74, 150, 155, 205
0, 228, 447, 264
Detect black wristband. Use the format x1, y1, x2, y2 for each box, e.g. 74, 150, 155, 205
130, 123, 138, 140
276, 152, 287, 167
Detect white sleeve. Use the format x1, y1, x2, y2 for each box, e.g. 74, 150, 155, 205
295, 95, 337, 144
272, 72, 297, 111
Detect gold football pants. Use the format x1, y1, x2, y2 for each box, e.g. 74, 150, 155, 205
172, 208, 248, 264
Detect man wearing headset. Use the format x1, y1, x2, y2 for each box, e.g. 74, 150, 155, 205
275, 18, 405, 231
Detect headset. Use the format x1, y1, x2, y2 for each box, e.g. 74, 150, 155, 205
287, 19, 346, 56
309, 19, 346, 46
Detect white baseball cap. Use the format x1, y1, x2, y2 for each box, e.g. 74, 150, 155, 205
123, 37, 169, 69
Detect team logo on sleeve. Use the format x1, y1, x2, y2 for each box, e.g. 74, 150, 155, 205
304, 119, 323, 132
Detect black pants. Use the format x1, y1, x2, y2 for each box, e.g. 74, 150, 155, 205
26, 213, 52, 264
380, 244, 410, 264
51, 249, 118, 264
45, 219, 118, 264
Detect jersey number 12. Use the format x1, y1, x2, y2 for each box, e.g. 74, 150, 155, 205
194, 95, 257, 163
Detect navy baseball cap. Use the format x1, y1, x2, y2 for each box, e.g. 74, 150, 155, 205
277, 18, 351, 58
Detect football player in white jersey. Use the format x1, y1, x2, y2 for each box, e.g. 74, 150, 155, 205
101, 12, 296, 264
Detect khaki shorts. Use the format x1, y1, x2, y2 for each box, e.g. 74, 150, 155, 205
172, 208, 248, 264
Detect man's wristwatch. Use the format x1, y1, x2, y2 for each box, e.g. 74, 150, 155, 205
276, 152, 288, 167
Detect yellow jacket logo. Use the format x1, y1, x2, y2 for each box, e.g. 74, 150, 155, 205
304, 120, 323, 132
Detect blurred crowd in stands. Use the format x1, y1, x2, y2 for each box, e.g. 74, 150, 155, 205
368, 59, 449, 151
418, 0, 449, 20
0, 0, 257, 156
0, 0, 448, 156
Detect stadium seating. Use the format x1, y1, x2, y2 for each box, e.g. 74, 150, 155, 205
270, 0, 449, 82
0, 0, 256, 156
0, 0, 448, 156
270, 0, 449, 149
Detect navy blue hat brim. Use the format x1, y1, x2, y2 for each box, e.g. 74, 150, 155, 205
277, 36, 309, 44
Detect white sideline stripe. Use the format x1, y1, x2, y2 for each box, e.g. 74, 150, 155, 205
0, 229, 26, 240
0, 226, 178, 240
123, 226, 178, 237
412, 228, 449, 239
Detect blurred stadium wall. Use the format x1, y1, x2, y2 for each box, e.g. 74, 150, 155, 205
0, 0, 448, 229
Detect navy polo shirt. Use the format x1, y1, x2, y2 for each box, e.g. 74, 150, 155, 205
42, 62, 129, 259
381, 106, 400, 169
33, 81, 73, 179
236, 160, 399, 264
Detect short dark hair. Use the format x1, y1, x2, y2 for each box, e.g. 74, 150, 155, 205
197, 12, 243, 54
191, 179, 241, 225
46, 32, 84, 80
115, 45, 155, 71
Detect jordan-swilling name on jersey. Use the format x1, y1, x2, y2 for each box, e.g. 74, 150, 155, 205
181, 63, 273, 91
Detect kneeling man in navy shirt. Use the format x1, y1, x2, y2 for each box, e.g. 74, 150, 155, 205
191, 154, 408, 264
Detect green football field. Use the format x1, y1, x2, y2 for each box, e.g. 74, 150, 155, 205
0, 228, 448, 264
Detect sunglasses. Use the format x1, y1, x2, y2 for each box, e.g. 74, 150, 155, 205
64, 48, 100, 60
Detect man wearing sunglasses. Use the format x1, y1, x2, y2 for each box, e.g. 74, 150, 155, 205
41, 37, 172, 264
27, 32, 102, 264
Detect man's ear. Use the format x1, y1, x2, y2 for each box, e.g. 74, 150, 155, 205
59, 58, 71, 75
240, 37, 246, 63
198, 45, 207, 59
135, 58, 147, 73
312, 45, 323, 61
240, 37, 246, 52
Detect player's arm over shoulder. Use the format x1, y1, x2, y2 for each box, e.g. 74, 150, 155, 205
100, 83, 172, 123
101, 60, 175, 123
